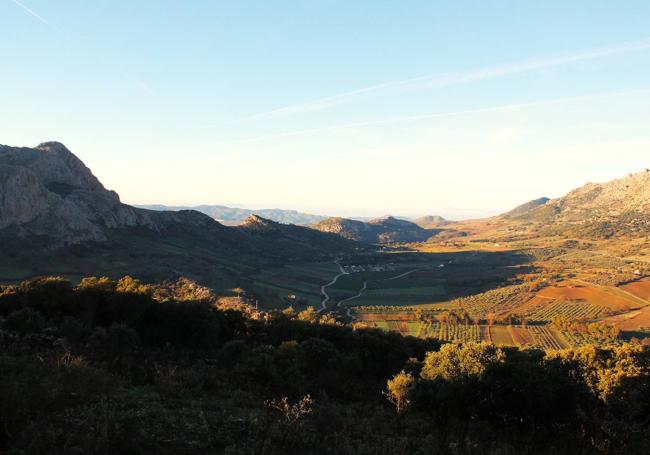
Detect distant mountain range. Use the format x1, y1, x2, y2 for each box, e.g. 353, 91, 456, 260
136, 204, 328, 226
0, 142, 359, 285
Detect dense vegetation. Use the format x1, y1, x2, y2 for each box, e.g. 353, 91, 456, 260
1, 277, 650, 454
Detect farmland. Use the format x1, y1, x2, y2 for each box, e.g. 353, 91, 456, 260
279, 234, 650, 349
523, 299, 606, 322
360, 317, 587, 350
620, 279, 650, 301
453, 284, 533, 318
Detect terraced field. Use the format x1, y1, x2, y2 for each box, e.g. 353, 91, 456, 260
454, 284, 534, 318
525, 299, 605, 322
527, 326, 567, 350
558, 329, 623, 348
508, 326, 534, 345
420, 322, 481, 342
535, 282, 642, 312
366, 319, 575, 350
488, 326, 515, 345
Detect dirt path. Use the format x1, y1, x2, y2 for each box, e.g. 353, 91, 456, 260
338, 281, 368, 317
338, 269, 420, 318
318, 260, 348, 313
388, 269, 420, 280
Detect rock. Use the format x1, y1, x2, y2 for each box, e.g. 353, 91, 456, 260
0, 142, 159, 245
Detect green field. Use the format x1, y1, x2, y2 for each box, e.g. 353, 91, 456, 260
248, 261, 341, 308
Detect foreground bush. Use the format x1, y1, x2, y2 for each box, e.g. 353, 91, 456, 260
0, 276, 649, 454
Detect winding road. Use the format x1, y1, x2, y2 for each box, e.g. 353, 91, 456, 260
318, 260, 349, 312
337, 281, 368, 317
319, 264, 422, 317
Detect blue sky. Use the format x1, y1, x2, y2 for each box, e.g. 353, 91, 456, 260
2, 1, 650, 218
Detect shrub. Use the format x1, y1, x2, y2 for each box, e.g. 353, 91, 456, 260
2, 308, 46, 335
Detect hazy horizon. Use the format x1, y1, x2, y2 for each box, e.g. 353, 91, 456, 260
133, 200, 501, 221
2, 1, 649, 216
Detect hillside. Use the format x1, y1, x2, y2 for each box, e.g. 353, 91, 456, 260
413, 215, 452, 229
137, 204, 327, 226
0, 142, 359, 287
519, 171, 650, 238
314, 215, 439, 243
501, 197, 550, 218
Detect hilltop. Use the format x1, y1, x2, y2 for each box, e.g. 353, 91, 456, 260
413, 215, 452, 229
313, 215, 439, 243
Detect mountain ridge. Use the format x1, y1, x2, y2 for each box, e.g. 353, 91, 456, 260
521, 170, 650, 238
314, 215, 439, 243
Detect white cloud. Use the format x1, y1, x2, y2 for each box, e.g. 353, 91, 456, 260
229, 37, 650, 123
224, 88, 650, 144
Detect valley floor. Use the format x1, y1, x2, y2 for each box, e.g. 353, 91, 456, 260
282, 234, 650, 348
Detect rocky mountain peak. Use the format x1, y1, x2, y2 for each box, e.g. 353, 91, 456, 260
0, 142, 146, 244
242, 214, 276, 230
0, 141, 117, 200
557, 170, 650, 214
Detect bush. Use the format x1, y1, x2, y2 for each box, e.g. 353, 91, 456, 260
2, 308, 46, 335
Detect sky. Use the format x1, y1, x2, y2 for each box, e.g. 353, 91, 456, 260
2, 1, 650, 219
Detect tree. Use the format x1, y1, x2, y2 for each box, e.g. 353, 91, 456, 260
115, 276, 152, 295
297, 306, 319, 323
421, 342, 505, 381
386, 371, 414, 414
76, 276, 115, 293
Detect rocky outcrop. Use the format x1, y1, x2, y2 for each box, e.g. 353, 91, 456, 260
511, 170, 650, 238
0, 142, 174, 245
0, 165, 56, 229
0, 142, 115, 197
549, 171, 650, 217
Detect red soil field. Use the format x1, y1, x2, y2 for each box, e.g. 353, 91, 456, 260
356, 312, 415, 322
600, 305, 650, 331
620, 280, 650, 301
508, 326, 534, 345
489, 326, 515, 345
524, 281, 642, 313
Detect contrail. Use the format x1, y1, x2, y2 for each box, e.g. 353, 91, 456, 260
228, 88, 650, 144
9, 0, 64, 34
9, 0, 154, 96
230, 38, 650, 123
